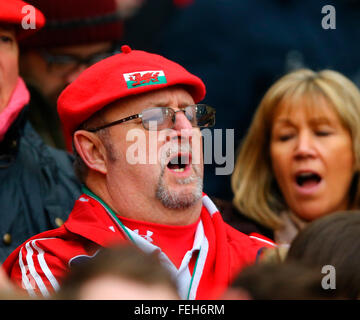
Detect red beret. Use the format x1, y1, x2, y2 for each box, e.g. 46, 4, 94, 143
0, 0, 45, 39
58, 45, 206, 141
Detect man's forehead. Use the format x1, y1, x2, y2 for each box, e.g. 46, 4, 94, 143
105, 86, 194, 116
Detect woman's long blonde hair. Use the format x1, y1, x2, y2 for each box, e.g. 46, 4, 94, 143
231, 69, 360, 230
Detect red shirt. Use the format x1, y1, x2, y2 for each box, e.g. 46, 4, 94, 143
3, 189, 275, 299
120, 215, 200, 269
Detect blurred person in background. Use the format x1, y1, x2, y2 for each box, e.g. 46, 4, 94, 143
55, 244, 179, 300
222, 262, 346, 300
287, 211, 360, 299
20, 0, 124, 150
0, 265, 37, 300
0, 266, 14, 296
0, 0, 80, 263
4, 45, 273, 300
230, 69, 360, 245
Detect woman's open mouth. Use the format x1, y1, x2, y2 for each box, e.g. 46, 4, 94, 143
294, 171, 323, 194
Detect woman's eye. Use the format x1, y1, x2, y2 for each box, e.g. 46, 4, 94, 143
315, 129, 332, 136
275, 132, 295, 141
278, 133, 294, 141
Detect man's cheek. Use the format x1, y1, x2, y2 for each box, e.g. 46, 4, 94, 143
191, 134, 203, 166
125, 128, 148, 164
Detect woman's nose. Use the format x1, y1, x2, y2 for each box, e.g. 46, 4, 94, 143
294, 132, 317, 159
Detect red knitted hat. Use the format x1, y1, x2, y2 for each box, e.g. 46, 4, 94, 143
58, 45, 206, 142
20, 0, 123, 48
0, 0, 45, 39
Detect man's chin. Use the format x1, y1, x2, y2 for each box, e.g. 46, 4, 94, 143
155, 178, 203, 210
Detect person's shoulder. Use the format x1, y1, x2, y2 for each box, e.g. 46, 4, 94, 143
213, 197, 274, 240
3, 225, 95, 297
3, 223, 92, 275
2, 227, 66, 272
219, 214, 275, 275
225, 222, 275, 249
22, 121, 73, 166
22, 121, 81, 187
209, 202, 275, 253
212, 199, 276, 254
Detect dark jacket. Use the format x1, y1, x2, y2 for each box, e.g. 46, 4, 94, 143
27, 84, 66, 150
0, 106, 81, 262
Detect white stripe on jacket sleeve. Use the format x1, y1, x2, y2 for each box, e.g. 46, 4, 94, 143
18, 237, 59, 297
25, 241, 50, 297
19, 246, 36, 297
32, 240, 60, 292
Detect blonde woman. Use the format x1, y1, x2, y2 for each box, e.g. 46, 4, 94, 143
231, 68, 360, 245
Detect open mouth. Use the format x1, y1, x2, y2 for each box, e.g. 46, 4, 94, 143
295, 172, 322, 188
166, 154, 191, 173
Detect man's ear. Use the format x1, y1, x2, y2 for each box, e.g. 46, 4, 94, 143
74, 130, 108, 175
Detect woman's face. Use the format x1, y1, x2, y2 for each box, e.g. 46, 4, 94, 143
270, 96, 355, 221
0, 26, 19, 112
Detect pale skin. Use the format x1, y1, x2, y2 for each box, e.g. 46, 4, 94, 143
74, 86, 204, 226
270, 97, 355, 221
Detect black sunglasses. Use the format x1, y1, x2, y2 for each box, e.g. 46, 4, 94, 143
86, 104, 216, 132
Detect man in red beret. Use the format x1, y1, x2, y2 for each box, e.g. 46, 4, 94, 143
4, 45, 274, 299
0, 0, 80, 264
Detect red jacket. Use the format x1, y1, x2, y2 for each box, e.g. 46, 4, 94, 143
3, 189, 274, 299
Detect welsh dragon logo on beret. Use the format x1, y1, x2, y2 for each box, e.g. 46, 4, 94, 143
123, 70, 167, 89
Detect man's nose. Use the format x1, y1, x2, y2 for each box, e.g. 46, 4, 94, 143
164, 110, 194, 144
173, 110, 193, 131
